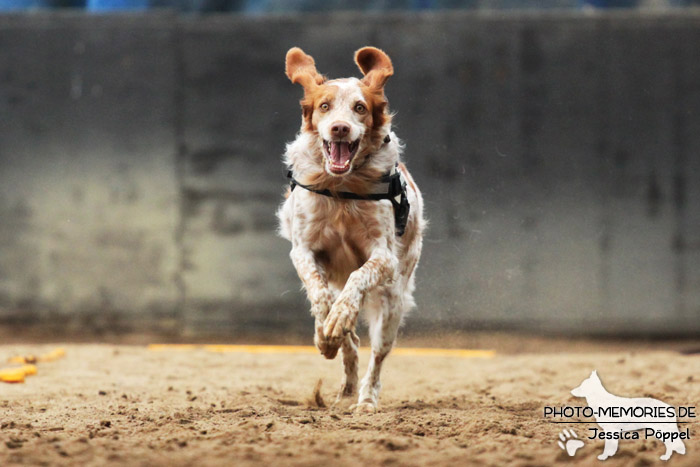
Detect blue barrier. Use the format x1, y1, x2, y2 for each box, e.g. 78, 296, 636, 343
0, 0, 52, 9
86, 0, 148, 10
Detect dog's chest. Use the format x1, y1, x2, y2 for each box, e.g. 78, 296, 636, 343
299, 196, 392, 284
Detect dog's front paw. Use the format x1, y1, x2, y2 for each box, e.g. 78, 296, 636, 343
318, 300, 356, 360
314, 318, 340, 359
323, 299, 357, 341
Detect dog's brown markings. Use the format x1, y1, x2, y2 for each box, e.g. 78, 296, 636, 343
285, 47, 327, 132
356, 47, 393, 148
307, 87, 338, 132
285, 47, 326, 88
355, 47, 394, 90
306, 200, 383, 286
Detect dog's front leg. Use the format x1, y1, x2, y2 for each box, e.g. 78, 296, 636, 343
323, 248, 397, 344
289, 247, 337, 358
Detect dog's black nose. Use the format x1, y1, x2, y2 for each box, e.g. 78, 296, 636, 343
331, 123, 350, 138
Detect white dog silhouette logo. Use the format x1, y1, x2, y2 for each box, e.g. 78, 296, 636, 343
571, 370, 686, 461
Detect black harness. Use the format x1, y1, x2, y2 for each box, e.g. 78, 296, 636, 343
286, 139, 410, 236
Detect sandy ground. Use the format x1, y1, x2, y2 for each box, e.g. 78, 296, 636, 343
1, 341, 699, 466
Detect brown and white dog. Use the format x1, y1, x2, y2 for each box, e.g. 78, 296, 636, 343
277, 47, 425, 412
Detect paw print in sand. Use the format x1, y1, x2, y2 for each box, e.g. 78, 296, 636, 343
558, 429, 584, 457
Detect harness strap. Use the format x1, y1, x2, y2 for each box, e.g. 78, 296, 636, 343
287, 160, 410, 236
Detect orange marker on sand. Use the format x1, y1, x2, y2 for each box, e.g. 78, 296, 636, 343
2, 347, 65, 384
8, 347, 65, 364
0, 365, 38, 384
39, 348, 66, 362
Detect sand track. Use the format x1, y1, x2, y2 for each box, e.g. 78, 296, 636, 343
1, 343, 699, 466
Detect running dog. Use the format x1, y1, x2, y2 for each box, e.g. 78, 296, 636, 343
277, 47, 425, 412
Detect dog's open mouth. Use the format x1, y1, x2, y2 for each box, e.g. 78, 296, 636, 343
323, 139, 360, 174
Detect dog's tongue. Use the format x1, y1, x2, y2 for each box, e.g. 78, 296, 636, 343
330, 141, 351, 165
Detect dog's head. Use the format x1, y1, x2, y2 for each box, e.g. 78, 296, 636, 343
285, 46, 393, 177
571, 370, 602, 398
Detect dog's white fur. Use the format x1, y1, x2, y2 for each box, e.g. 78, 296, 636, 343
277, 47, 425, 412
571, 370, 686, 461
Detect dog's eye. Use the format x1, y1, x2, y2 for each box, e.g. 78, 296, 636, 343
319, 103, 330, 112
354, 103, 367, 114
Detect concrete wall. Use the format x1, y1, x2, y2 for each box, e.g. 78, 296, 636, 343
0, 11, 699, 337
0, 14, 180, 335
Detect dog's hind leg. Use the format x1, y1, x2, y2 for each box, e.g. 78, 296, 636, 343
598, 438, 618, 460
352, 288, 402, 413
333, 330, 359, 406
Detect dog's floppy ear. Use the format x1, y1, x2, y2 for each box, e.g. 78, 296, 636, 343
355, 47, 394, 89
285, 47, 325, 91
